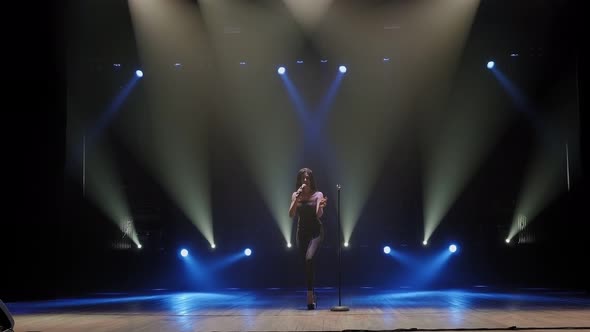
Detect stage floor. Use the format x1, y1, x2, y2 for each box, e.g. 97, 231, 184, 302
5, 287, 590, 332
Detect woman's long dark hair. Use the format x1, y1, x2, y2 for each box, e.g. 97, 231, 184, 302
295, 168, 317, 193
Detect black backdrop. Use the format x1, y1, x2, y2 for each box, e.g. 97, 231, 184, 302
2, 0, 587, 302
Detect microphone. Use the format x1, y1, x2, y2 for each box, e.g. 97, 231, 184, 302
295, 184, 306, 197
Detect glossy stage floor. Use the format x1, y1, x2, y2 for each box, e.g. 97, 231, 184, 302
5, 287, 590, 332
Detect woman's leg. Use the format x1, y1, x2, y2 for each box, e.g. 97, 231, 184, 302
304, 235, 321, 308
305, 235, 321, 291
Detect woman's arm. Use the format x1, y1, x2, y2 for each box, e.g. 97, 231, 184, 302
316, 192, 326, 219
289, 192, 299, 218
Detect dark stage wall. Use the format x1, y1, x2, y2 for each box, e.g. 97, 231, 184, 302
2, 0, 587, 302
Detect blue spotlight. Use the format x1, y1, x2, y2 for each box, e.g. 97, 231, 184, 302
449, 244, 457, 253
339, 65, 347, 74
486, 61, 494, 69
244, 248, 252, 256
277, 66, 286, 75
180, 248, 188, 257
135, 70, 144, 77
383, 246, 391, 254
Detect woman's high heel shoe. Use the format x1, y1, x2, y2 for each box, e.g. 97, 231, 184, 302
307, 302, 315, 310
307, 293, 317, 310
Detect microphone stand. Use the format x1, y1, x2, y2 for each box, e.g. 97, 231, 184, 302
331, 184, 349, 311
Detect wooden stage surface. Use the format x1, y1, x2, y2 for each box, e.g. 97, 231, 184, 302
5, 287, 590, 332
